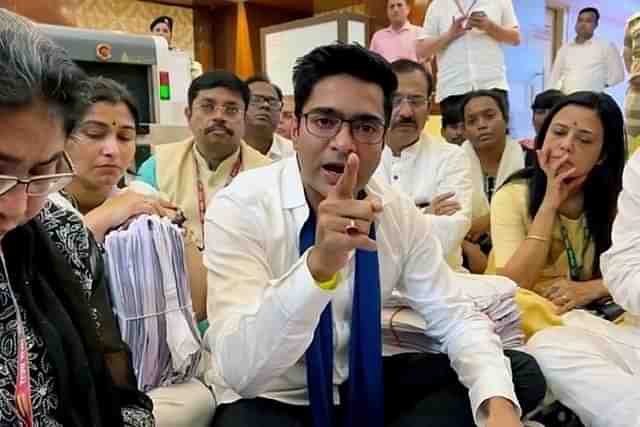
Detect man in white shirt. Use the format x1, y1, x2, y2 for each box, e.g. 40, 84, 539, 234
416, 0, 520, 117
244, 75, 295, 161
375, 59, 472, 271
529, 150, 640, 427
204, 43, 544, 427
548, 7, 625, 94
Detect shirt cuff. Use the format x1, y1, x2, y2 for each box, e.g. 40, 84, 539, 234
470, 373, 522, 427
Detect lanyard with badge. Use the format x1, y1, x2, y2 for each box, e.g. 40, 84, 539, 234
558, 217, 590, 281
0, 248, 33, 427
453, 0, 479, 17
193, 147, 243, 250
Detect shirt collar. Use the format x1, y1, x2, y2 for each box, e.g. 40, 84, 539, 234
572, 36, 595, 46
193, 139, 242, 174
269, 134, 284, 159
389, 133, 431, 161
386, 22, 413, 34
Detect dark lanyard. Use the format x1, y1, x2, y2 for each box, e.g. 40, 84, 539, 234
558, 218, 590, 281
193, 147, 243, 250
483, 175, 496, 203
0, 249, 33, 427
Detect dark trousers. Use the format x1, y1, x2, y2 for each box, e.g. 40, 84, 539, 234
211, 349, 546, 427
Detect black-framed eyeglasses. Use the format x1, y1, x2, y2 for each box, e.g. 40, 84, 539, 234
249, 95, 283, 111
391, 95, 430, 109
0, 152, 76, 197
303, 112, 386, 145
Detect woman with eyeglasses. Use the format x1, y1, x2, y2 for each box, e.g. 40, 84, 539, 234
0, 10, 153, 426
51, 76, 216, 427
486, 91, 626, 338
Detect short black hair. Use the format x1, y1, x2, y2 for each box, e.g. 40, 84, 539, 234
531, 89, 564, 111
245, 74, 283, 101
188, 70, 250, 111
441, 105, 463, 128
578, 7, 600, 23
461, 89, 509, 124
75, 77, 140, 127
390, 59, 434, 98
292, 43, 398, 125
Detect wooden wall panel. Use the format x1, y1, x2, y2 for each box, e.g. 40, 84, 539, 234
211, 4, 238, 72
313, 0, 362, 15
0, 0, 77, 26
409, 0, 431, 26
245, 3, 310, 77
209, 3, 311, 77
193, 6, 215, 72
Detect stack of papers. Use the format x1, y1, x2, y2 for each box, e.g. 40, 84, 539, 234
383, 273, 525, 355
104, 215, 202, 392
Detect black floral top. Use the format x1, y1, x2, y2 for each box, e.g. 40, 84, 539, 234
0, 201, 153, 426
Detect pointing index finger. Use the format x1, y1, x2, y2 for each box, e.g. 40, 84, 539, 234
331, 153, 359, 200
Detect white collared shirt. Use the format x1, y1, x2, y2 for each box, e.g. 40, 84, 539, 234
462, 137, 524, 220
375, 134, 472, 270
548, 37, 625, 93
601, 150, 640, 327
268, 133, 296, 162
203, 156, 519, 426
419, 0, 519, 102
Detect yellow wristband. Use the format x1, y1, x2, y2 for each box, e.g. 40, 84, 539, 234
315, 273, 340, 290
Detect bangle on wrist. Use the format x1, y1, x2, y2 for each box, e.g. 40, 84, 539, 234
526, 234, 549, 243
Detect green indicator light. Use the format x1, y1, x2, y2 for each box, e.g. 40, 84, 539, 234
160, 85, 171, 100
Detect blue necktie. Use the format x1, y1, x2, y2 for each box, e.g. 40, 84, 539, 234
299, 209, 384, 427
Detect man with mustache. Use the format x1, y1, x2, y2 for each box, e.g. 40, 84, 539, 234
137, 71, 270, 249
375, 59, 472, 272
204, 43, 545, 427
244, 75, 295, 161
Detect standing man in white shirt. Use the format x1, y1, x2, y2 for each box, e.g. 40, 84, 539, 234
204, 43, 545, 427
244, 75, 295, 161
548, 7, 625, 94
375, 59, 472, 271
416, 0, 520, 118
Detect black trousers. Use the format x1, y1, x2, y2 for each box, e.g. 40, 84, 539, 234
211, 349, 546, 427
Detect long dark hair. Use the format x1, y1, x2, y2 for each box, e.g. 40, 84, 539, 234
506, 91, 625, 275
